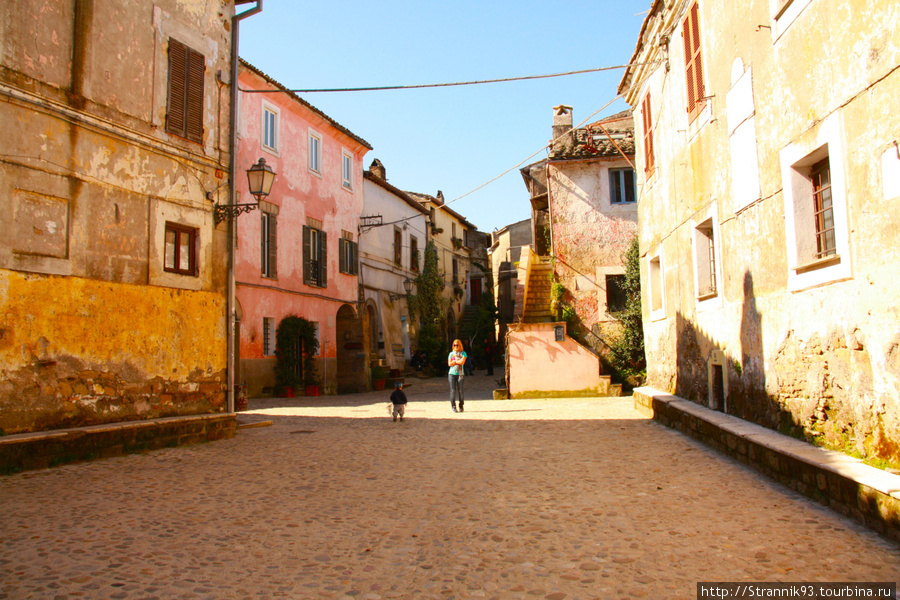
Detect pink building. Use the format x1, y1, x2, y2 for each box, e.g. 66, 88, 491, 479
235, 61, 371, 397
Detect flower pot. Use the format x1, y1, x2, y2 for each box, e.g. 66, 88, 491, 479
280, 386, 294, 398
373, 379, 386, 391
305, 385, 320, 397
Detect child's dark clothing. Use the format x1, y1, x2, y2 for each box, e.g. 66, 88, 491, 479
390, 388, 408, 421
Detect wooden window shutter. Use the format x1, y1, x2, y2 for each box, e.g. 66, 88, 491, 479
682, 2, 706, 122
186, 49, 205, 143
318, 231, 327, 287
303, 225, 312, 285
642, 93, 655, 174
267, 213, 277, 278
166, 38, 204, 143
166, 40, 187, 137
351, 241, 358, 275
261, 213, 266, 274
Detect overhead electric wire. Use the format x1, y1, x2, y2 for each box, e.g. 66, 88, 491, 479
365, 92, 628, 232
242, 58, 663, 231
239, 63, 659, 94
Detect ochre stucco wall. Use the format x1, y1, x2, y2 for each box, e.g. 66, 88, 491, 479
0, 270, 227, 434
624, 0, 900, 464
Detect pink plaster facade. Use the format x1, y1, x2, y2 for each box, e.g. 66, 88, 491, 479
534, 109, 638, 353
235, 61, 371, 396
507, 323, 613, 398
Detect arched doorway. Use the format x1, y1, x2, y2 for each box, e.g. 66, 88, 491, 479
336, 303, 367, 394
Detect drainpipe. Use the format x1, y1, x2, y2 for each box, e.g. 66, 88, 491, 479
227, 0, 264, 413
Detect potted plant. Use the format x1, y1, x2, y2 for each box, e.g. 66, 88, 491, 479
371, 365, 387, 390
275, 315, 320, 398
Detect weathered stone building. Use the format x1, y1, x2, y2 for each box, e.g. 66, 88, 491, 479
406, 190, 479, 346
0, 1, 239, 433
488, 218, 531, 334
620, 0, 900, 463
521, 106, 638, 356
360, 159, 430, 372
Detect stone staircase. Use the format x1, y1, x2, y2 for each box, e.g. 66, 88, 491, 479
458, 304, 482, 342
522, 257, 555, 322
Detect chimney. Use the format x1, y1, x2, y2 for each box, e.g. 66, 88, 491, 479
550, 105, 575, 156
369, 158, 386, 180
435, 190, 444, 206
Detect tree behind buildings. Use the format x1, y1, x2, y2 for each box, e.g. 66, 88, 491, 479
409, 240, 448, 372
609, 236, 646, 385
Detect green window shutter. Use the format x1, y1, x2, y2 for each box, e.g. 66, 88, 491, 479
261, 213, 265, 274
268, 214, 277, 278
351, 241, 358, 275
303, 226, 311, 285
319, 231, 327, 287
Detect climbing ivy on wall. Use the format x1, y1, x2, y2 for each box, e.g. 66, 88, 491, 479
609, 236, 646, 382
408, 240, 448, 371
275, 315, 320, 389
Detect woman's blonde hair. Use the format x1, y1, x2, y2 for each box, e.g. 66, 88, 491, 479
452, 339, 463, 348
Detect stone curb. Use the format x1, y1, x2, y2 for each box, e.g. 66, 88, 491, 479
0, 413, 236, 474
634, 386, 900, 543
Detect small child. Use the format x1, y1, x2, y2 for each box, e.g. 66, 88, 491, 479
390, 381, 408, 422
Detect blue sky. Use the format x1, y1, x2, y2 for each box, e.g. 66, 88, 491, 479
238, 1, 649, 233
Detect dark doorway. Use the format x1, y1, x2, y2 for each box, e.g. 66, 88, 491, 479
711, 364, 725, 412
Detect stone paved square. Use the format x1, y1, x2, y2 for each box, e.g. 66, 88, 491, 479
1, 374, 898, 599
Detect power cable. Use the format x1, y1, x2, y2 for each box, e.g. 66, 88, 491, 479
239, 63, 660, 94
363, 92, 626, 231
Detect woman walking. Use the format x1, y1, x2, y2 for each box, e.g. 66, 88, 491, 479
448, 339, 467, 412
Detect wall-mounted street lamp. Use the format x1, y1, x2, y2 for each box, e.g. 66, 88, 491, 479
215, 157, 276, 225
388, 277, 414, 302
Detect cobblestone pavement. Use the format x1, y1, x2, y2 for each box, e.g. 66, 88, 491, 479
1, 372, 899, 600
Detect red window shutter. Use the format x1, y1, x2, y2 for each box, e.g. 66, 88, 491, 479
683, 2, 706, 122
166, 40, 187, 137
642, 93, 655, 175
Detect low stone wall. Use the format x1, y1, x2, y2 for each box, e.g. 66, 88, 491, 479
634, 387, 900, 543
0, 414, 236, 475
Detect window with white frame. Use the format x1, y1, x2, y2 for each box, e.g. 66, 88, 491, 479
605, 274, 627, 312
342, 150, 353, 190
262, 104, 279, 153
263, 317, 276, 356
781, 114, 850, 291
308, 131, 322, 174
772, 0, 815, 39
609, 168, 636, 204
648, 253, 665, 319
693, 218, 717, 299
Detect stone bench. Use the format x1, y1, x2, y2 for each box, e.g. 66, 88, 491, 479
634, 386, 900, 543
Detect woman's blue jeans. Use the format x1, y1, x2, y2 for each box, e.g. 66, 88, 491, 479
448, 373, 464, 409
